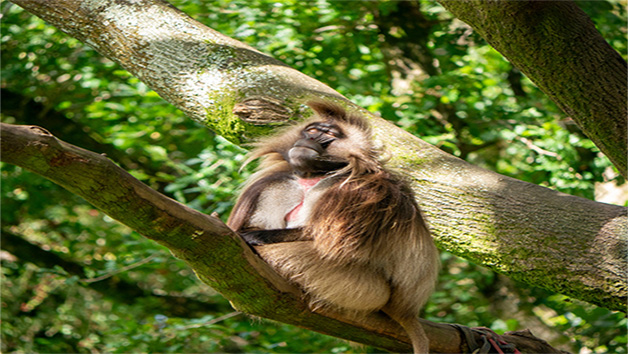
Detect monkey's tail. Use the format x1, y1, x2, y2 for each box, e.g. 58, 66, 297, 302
382, 306, 430, 354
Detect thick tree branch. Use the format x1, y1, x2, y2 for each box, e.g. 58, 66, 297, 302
10, 0, 627, 312
1, 122, 569, 353
437, 0, 628, 176
0, 123, 408, 351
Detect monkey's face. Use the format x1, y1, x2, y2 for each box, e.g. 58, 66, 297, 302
287, 121, 349, 176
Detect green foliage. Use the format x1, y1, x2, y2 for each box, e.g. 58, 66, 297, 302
1, 0, 625, 353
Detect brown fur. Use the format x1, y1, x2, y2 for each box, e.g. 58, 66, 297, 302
227, 101, 439, 353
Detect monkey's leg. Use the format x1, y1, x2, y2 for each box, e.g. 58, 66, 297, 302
240, 228, 311, 245
382, 306, 429, 354
255, 241, 390, 312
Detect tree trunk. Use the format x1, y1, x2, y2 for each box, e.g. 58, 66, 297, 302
438, 0, 628, 176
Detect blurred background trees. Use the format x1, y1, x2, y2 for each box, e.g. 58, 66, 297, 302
1, 0, 626, 352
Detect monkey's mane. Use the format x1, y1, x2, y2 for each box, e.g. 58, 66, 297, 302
307, 170, 429, 263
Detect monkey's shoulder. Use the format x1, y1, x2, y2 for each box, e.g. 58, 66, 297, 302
327, 171, 416, 201
228, 171, 295, 230
311, 172, 419, 223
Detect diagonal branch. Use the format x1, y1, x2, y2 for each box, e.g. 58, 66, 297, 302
0, 122, 407, 351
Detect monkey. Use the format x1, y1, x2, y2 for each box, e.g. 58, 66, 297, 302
227, 101, 439, 353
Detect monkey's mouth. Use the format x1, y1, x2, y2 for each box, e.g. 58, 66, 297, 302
288, 146, 347, 175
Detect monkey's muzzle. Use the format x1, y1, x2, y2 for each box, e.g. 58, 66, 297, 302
289, 145, 319, 161
288, 138, 346, 175
288, 138, 323, 166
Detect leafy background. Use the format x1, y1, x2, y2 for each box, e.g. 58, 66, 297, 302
1, 0, 626, 353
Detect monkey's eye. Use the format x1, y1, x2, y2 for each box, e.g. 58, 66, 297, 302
322, 129, 339, 138
306, 127, 320, 134
304, 123, 342, 142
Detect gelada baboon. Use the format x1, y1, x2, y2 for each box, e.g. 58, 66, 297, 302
228, 101, 439, 353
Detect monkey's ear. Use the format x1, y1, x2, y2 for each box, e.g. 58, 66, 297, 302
307, 101, 348, 120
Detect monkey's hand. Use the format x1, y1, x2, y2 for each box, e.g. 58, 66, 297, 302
240, 228, 311, 245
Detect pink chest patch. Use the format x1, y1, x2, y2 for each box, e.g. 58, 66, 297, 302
285, 177, 323, 222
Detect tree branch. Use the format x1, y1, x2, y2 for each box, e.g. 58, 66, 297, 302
437, 0, 628, 176
10, 0, 627, 312
0, 122, 569, 353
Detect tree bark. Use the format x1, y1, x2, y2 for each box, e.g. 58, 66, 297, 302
10, 0, 627, 312
0, 122, 569, 353
438, 0, 628, 177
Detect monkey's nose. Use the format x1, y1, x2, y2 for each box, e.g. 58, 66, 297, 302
288, 146, 319, 165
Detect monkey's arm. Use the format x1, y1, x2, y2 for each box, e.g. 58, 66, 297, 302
240, 228, 312, 246
227, 171, 296, 231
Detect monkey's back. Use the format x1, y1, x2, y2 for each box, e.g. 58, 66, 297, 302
305, 171, 439, 317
